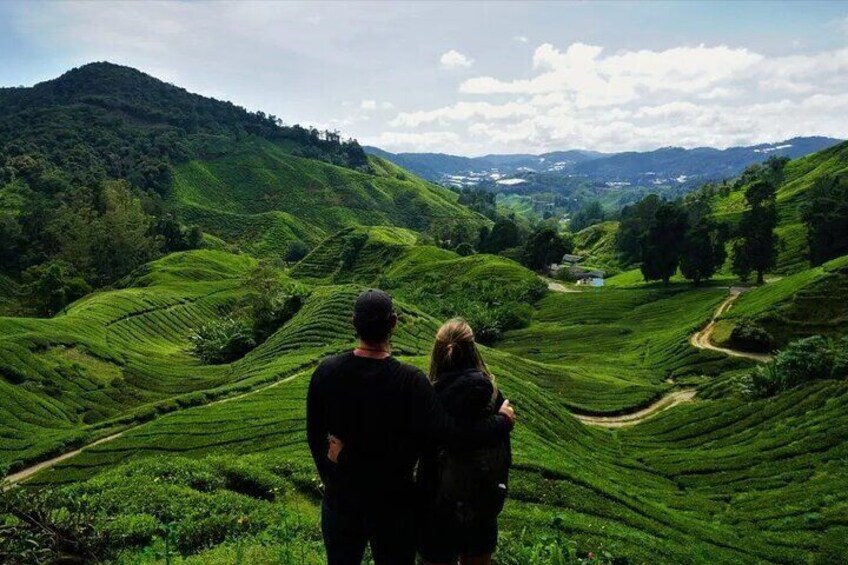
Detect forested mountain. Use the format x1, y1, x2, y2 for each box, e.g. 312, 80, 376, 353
367, 137, 841, 185
0, 63, 485, 314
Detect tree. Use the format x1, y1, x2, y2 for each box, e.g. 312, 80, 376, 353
22, 260, 91, 316
455, 242, 475, 256
284, 240, 310, 262
802, 174, 848, 266
570, 200, 605, 232
90, 181, 162, 284
640, 202, 688, 285
522, 227, 572, 271
615, 194, 661, 265
732, 179, 779, 284
679, 198, 727, 285
680, 216, 727, 285
481, 217, 521, 254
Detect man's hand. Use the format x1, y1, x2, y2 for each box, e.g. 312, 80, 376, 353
327, 434, 344, 463
499, 399, 516, 426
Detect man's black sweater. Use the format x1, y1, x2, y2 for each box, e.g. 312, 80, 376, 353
306, 352, 512, 509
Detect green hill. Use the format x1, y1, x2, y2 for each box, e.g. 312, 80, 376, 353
0, 62, 486, 307
2, 64, 847, 565
171, 142, 483, 256
713, 140, 848, 274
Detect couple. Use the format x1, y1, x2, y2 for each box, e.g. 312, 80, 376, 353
307, 289, 515, 565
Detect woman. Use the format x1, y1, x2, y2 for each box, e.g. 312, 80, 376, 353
417, 318, 512, 565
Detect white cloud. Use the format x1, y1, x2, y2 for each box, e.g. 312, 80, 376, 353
440, 49, 473, 69
382, 41, 848, 153
513, 35, 528, 43
367, 130, 462, 152
360, 99, 377, 110
390, 101, 534, 127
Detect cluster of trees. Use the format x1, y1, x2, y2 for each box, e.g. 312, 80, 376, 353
191, 262, 306, 364
746, 335, 848, 397
0, 153, 203, 315
428, 213, 572, 274
456, 187, 497, 220
616, 194, 728, 285
0, 63, 368, 196
802, 173, 848, 266
615, 157, 790, 286
569, 200, 605, 232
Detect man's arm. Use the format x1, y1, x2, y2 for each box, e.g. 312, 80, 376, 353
414, 373, 513, 450
306, 366, 331, 482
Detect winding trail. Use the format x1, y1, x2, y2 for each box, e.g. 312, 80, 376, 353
2, 371, 307, 488
573, 390, 697, 428
577, 286, 774, 428
690, 287, 773, 363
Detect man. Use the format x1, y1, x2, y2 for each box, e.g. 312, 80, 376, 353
307, 289, 515, 565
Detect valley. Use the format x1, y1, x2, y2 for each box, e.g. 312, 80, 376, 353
0, 62, 846, 565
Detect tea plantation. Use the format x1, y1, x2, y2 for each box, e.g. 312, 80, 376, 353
2, 234, 846, 563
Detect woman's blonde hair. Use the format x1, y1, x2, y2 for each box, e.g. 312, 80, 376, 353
428, 318, 493, 384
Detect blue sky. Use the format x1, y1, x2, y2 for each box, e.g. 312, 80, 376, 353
1, 1, 847, 155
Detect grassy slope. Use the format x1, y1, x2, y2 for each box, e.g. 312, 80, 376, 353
711, 254, 848, 347
712, 140, 848, 274
570, 220, 621, 275
170, 138, 486, 256
2, 208, 847, 562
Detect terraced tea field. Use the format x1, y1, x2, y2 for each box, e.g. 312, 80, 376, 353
2, 238, 847, 564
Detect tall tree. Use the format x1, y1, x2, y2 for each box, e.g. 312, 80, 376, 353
680, 217, 727, 285
732, 179, 779, 284
616, 194, 661, 265
522, 227, 573, 271
640, 202, 688, 285
802, 174, 848, 266
481, 217, 521, 254
570, 200, 605, 232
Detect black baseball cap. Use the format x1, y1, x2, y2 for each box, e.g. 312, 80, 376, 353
354, 289, 394, 322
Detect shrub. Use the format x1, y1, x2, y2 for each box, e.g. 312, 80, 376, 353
284, 240, 310, 262
454, 242, 475, 256
190, 317, 256, 364
743, 335, 848, 397
729, 320, 774, 353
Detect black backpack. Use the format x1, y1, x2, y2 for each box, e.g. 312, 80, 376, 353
435, 386, 510, 525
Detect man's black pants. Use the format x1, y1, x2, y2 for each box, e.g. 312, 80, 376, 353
322, 496, 417, 565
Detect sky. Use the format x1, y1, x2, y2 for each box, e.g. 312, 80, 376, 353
1, 0, 847, 156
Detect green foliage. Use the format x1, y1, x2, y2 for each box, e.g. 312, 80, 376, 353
523, 226, 573, 271
339, 231, 368, 270
284, 240, 311, 262
744, 335, 848, 397
456, 187, 497, 220
240, 262, 307, 342
728, 320, 774, 353
569, 200, 605, 232
801, 173, 848, 266
679, 216, 727, 285
615, 194, 660, 266
639, 202, 687, 285
454, 242, 475, 256
732, 179, 779, 284
480, 216, 523, 254
190, 317, 256, 364
21, 260, 91, 316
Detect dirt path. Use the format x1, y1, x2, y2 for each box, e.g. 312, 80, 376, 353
573, 389, 697, 428
690, 288, 773, 363
544, 277, 580, 293
2, 371, 307, 488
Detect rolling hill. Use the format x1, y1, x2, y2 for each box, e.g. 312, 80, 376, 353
367, 137, 842, 186
1, 64, 847, 565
